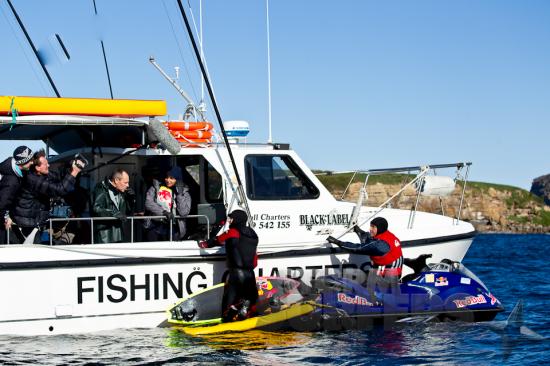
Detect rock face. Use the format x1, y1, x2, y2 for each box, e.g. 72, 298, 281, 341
330, 181, 550, 233
531, 174, 550, 205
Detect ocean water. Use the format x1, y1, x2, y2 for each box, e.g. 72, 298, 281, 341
1, 234, 548, 365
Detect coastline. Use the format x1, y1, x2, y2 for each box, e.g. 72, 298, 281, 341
317, 173, 550, 234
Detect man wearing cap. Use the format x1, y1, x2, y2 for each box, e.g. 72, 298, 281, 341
199, 209, 259, 322
327, 217, 403, 300
12, 149, 83, 244
0, 146, 34, 243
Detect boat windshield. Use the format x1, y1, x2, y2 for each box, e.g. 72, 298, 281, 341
428, 261, 489, 291
456, 264, 490, 291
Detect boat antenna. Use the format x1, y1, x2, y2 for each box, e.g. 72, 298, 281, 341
266, 0, 273, 143
92, 0, 114, 99
6, 0, 61, 97
199, 0, 205, 109
100, 41, 114, 99
176, 0, 253, 225
149, 56, 204, 121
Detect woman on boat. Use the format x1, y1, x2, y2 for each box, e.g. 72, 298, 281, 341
144, 166, 191, 241
199, 209, 259, 322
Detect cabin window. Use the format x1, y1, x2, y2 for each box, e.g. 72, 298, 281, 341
245, 155, 319, 200
205, 160, 223, 203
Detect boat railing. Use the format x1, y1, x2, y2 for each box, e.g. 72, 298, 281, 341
5, 214, 210, 245
335, 162, 471, 230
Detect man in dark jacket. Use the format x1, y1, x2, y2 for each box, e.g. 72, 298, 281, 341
327, 217, 403, 301
12, 149, 83, 243
0, 146, 34, 244
199, 209, 259, 322
92, 169, 133, 243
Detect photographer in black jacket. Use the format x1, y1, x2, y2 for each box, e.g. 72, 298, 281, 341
12, 149, 84, 244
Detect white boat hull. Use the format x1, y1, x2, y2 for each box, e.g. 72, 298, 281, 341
0, 235, 472, 335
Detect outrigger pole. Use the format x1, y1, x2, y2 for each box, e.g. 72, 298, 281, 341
175, 0, 254, 225
6, 0, 61, 97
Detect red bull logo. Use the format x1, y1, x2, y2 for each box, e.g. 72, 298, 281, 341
453, 294, 487, 308
337, 293, 373, 306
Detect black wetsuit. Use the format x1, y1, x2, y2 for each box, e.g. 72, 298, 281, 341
206, 212, 259, 322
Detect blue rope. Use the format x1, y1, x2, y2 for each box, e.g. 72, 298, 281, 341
8, 97, 18, 131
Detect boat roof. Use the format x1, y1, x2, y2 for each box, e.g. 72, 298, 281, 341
0, 115, 149, 153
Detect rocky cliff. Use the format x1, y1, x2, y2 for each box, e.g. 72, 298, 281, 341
317, 173, 550, 233
531, 174, 550, 205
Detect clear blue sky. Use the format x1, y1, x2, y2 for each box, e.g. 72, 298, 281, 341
1, 0, 549, 189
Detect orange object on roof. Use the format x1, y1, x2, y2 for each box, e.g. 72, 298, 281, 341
170, 130, 213, 139
164, 121, 213, 131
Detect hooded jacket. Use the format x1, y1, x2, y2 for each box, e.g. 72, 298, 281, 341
144, 179, 191, 240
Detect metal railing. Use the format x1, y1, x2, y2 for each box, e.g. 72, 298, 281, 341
335, 162, 472, 233
5, 214, 210, 246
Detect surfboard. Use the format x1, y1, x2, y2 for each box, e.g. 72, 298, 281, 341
0, 96, 166, 117
180, 302, 315, 336
167, 277, 305, 327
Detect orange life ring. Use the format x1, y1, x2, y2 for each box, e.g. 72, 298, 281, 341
165, 121, 213, 131
170, 130, 213, 139
176, 138, 211, 144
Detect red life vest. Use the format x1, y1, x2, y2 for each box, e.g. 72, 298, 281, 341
369, 230, 403, 276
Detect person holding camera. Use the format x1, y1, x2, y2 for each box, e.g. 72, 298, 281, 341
144, 166, 191, 241
12, 149, 84, 244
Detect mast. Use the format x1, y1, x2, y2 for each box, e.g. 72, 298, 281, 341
92, 0, 114, 99
175, 0, 253, 224
6, 0, 61, 97
266, 0, 273, 143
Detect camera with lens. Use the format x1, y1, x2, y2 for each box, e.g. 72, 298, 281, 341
72, 153, 89, 170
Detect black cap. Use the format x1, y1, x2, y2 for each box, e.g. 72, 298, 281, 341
370, 217, 388, 234
13, 146, 33, 165
166, 166, 183, 180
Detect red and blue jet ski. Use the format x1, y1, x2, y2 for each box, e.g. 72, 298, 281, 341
297, 255, 504, 331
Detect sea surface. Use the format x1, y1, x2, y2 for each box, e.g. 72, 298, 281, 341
1, 234, 548, 365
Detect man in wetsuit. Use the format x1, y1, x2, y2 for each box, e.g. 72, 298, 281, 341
199, 209, 259, 322
327, 217, 403, 300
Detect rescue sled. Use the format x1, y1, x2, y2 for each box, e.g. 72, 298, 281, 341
167, 276, 307, 327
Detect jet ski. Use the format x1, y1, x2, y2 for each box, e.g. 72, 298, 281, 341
303, 255, 505, 331
167, 256, 503, 334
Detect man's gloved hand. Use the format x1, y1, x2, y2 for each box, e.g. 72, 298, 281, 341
125, 187, 135, 197
163, 210, 174, 221
114, 212, 127, 223
326, 236, 343, 246
353, 225, 363, 235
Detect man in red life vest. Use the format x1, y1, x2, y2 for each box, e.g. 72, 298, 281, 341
199, 209, 259, 322
327, 217, 403, 301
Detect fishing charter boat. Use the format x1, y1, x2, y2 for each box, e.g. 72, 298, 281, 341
0, 100, 475, 335
0, 3, 475, 336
